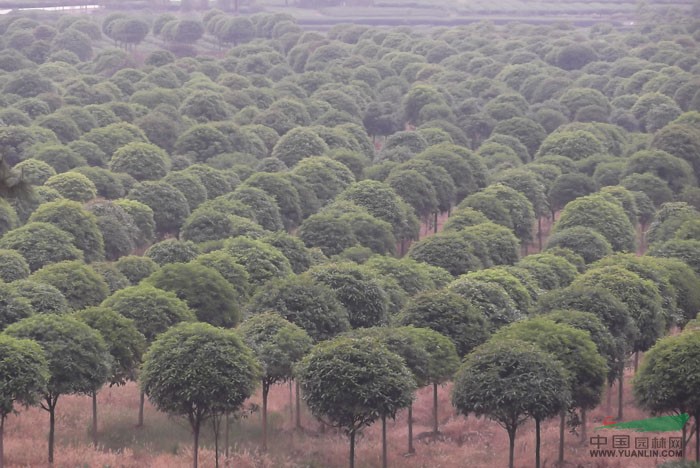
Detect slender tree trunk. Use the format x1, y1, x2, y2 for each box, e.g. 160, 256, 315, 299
289, 380, 293, 423
683, 423, 687, 460
580, 408, 587, 443
537, 217, 543, 252
695, 414, 699, 462
407, 403, 414, 454
192, 418, 200, 468
535, 418, 541, 468
349, 429, 356, 468
92, 390, 98, 446
1, 414, 5, 468
382, 414, 387, 468
434, 211, 438, 234
225, 413, 230, 458
138, 391, 145, 427
507, 427, 516, 468
295, 381, 302, 430
433, 382, 439, 434
262, 381, 269, 451
558, 410, 565, 465
212, 415, 220, 468
617, 368, 624, 420
634, 351, 639, 373
48, 400, 56, 464
606, 382, 612, 415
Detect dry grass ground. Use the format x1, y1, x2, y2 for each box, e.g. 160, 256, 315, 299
3, 368, 692, 467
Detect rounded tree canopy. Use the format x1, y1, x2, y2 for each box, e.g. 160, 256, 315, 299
0, 333, 49, 417
296, 336, 416, 432
29, 260, 109, 310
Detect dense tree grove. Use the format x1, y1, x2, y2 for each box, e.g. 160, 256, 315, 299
0, 5, 699, 468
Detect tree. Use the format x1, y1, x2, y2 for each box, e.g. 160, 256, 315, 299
338, 180, 409, 238
296, 336, 415, 468
44, 172, 96, 202
140, 322, 260, 468
650, 123, 700, 180
385, 169, 438, 221
224, 236, 292, 287
650, 239, 700, 276
127, 181, 190, 235
308, 263, 388, 329
298, 213, 356, 256
81, 122, 148, 160
242, 172, 302, 230
492, 317, 606, 465
548, 173, 597, 215
145, 263, 240, 328
270, 127, 328, 167
4, 315, 109, 464
174, 124, 230, 163
0, 249, 29, 283
292, 156, 355, 205
110, 142, 170, 181
247, 274, 350, 342
237, 313, 312, 450
29, 200, 105, 263
400, 289, 489, 433
0, 334, 48, 468
536, 130, 603, 161
109, 18, 149, 50
633, 331, 700, 461
144, 239, 198, 266
623, 149, 695, 194
408, 231, 481, 276
452, 339, 570, 468
29, 260, 109, 310
461, 222, 520, 266
114, 199, 155, 247
73, 306, 146, 445
403, 84, 445, 124
229, 187, 285, 232
545, 226, 613, 264
363, 255, 437, 296
448, 277, 522, 331
554, 194, 636, 252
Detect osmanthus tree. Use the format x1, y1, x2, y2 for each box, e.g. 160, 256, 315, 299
140, 322, 261, 468
101, 284, 196, 426
408, 231, 482, 276
491, 317, 606, 466
0, 334, 48, 468
29, 260, 109, 311
399, 289, 489, 433
145, 263, 240, 328
634, 329, 700, 461
73, 306, 146, 446
452, 339, 570, 468
4, 314, 110, 464
295, 336, 416, 468
237, 313, 312, 451
447, 277, 522, 331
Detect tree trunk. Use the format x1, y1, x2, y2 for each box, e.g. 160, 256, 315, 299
634, 351, 639, 373
225, 413, 230, 458
212, 415, 220, 468
92, 390, 98, 446
192, 418, 200, 468
580, 408, 587, 443
535, 418, 541, 468
407, 403, 414, 454
606, 382, 612, 415
382, 414, 387, 468
295, 381, 302, 430
507, 427, 516, 468
138, 390, 145, 427
48, 400, 56, 464
433, 382, 439, 434
537, 217, 543, 252
434, 211, 439, 234
289, 380, 294, 423
617, 368, 624, 420
349, 429, 356, 468
695, 414, 699, 462
1, 414, 5, 468
683, 424, 687, 460
558, 410, 565, 465
262, 381, 269, 451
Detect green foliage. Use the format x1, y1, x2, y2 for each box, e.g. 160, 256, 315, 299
73, 306, 145, 386
0, 222, 83, 272
29, 260, 109, 310
29, 200, 105, 263
296, 336, 415, 435
140, 322, 260, 466
0, 333, 48, 418
238, 312, 312, 386
113, 199, 155, 247
4, 313, 109, 398
145, 239, 198, 266
101, 284, 194, 343
247, 274, 350, 342
400, 289, 489, 357
9, 279, 69, 315
408, 231, 480, 276
43, 172, 96, 202
0, 281, 34, 331
464, 267, 532, 315
270, 127, 328, 167
308, 262, 388, 329
0, 248, 30, 282
555, 194, 636, 252
110, 142, 170, 181
224, 236, 292, 287
127, 181, 190, 235
145, 262, 240, 328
